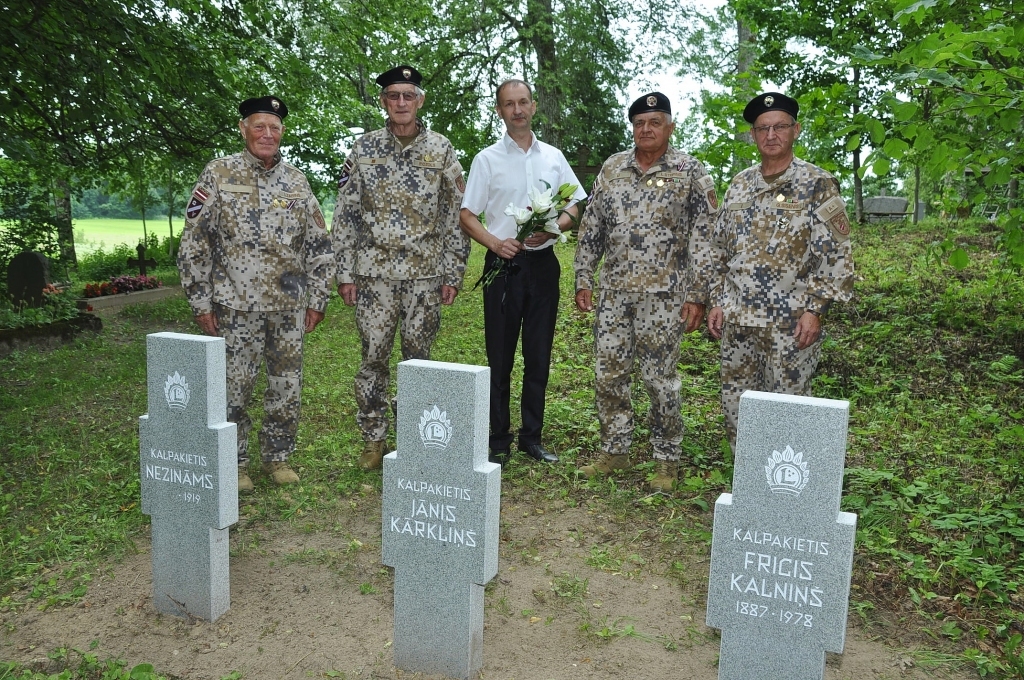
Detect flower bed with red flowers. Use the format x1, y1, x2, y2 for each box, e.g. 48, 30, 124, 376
83, 275, 163, 298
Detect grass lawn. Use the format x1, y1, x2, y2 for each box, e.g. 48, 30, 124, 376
73, 212, 337, 254
2, 219, 1023, 677
74, 218, 180, 254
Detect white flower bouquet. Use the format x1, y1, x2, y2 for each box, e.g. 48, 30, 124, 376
476, 181, 580, 289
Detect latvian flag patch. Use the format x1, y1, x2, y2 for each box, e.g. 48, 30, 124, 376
186, 187, 210, 220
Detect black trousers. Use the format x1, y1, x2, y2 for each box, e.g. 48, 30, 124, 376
483, 248, 560, 451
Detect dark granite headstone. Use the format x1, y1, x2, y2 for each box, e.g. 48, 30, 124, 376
382, 359, 500, 680
139, 332, 238, 621
706, 391, 857, 680
7, 251, 50, 308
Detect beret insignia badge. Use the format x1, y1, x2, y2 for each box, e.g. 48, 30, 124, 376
271, 99, 280, 110
764, 95, 775, 107
402, 68, 412, 79
646, 95, 657, 107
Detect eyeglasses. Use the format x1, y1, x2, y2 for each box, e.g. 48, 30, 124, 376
383, 91, 419, 102
751, 123, 796, 135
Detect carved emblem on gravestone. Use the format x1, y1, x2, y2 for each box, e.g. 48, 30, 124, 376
419, 405, 452, 449
764, 445, 810, 496
164, 372, 191, 411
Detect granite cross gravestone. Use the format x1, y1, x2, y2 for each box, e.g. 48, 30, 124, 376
382, 359, 500, 680
706, 391, 857, 680
139, 332, 238, 621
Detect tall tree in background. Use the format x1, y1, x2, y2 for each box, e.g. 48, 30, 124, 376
0, 0, 239, 265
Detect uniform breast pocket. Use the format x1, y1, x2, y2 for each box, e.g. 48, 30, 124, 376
657, 182, 690, 228
220, 190, 257, 242
272, 193, 306, 241
765, 210, 811, 260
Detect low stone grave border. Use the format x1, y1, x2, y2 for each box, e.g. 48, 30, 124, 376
79, 286, 183, 310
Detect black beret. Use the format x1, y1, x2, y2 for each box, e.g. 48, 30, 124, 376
628, 92, 671, 122
743, 92, 799, 124
239, 96, 288, 120
376, 65, 423, 89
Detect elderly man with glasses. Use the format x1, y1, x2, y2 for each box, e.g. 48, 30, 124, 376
331, 65, 469, 470
702, 91, 855, 453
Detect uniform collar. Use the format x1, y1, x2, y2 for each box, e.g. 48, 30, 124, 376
386, 118, 426, 141
629, 145, 675, 175
242, 148, 282, 173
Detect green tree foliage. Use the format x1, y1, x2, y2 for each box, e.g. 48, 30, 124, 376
852, 0, 1024, 266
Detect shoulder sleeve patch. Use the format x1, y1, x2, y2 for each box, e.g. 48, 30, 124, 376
186, 185, 211, 221
313, 207, 326, 231
695, 174, 719, 212
814, 195, 851, 241
337, 156, 355, 190
445, 159, 465, 193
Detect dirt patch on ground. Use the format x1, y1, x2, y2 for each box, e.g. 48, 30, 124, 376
1, 488, 973, 680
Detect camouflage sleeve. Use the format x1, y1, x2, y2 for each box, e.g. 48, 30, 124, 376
706, 184, 735, 309
176, 165, 219, 316
573, 168, 608, 291
302, 186, 336, 312
330, 151, 361, 285
684, 161, 720, 305
807, 177, 855, 315
440, 145, 469, 288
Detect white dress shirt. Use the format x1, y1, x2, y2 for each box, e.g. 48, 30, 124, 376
461, 132, 586, 251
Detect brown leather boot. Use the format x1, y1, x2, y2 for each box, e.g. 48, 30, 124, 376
577, 453, 631, 479
238, 466, 255, 494
262, 461, 300, 485
359, 440, 386, 470
649, 460, 678, 492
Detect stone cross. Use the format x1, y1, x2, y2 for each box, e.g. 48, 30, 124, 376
706, 391, 857, 680
128, 243, 158, 276
139, 332, 238, 622
382, 359, 500, 680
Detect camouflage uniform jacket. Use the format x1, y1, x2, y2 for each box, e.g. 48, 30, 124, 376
332, 121, 468, 288
178, 149, 335, 315
701, 157, 854, 327
574, 146, 718, 296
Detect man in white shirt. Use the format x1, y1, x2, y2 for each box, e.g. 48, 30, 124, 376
460, 79, 586, 465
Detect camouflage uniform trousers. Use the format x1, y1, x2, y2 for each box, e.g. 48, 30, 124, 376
720, 322, 823, 449
594, 290, 686, 462
354, 275, 442, 441
213, 304, 305, 465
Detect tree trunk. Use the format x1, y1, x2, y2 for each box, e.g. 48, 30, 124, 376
733, 18, 756, 176
527, 0, 561, 147
913, 164, 921, 224
53, 176, 76, 267
168, 167, 176, 258
851, 65, 864, 224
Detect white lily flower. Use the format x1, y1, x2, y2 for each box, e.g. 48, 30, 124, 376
528, 186, 556, 216
504, 202, 533, 225
542, 219, 566, 243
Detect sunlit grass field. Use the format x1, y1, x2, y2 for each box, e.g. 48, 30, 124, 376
74, 218, 178, 254
73, 213, 337, 254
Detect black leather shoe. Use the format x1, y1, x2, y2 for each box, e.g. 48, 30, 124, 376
488, 449, 509, 465
520, 443, 558, 463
